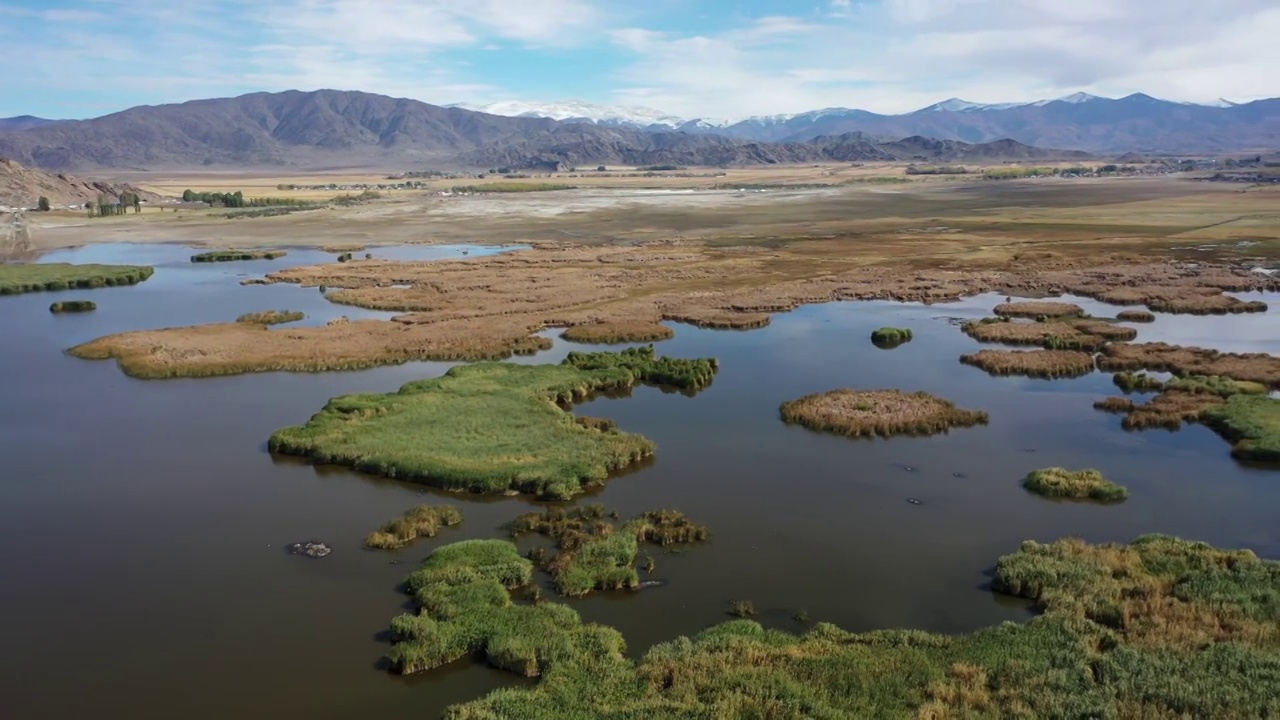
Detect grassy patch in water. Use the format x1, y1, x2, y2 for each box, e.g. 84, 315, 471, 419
993, 300, 1085, 318
1023, 467, 1129, 503
870, 326, 912, 347
1201, 395, 1280, 462
780, 388, 988, 438
365, 505, 463, 550
268, 346, 717, 499
960, 349, 1096, 379
0, 263, 153, 295
235, 310, 304, 325
49, 300, 96, 313
507, 505, 708, 596
1118, 309, 1157, 322
432, 534, 1280, 718
190, 250, 287, 262
1113, 371, 1165, 393
561, 321, 674, 344
1166, 375, 1270, 398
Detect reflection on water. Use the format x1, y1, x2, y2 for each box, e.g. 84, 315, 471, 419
1, 245, 1278, 718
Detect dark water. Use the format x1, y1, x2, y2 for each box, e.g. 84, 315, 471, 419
2, 245, 1278, 719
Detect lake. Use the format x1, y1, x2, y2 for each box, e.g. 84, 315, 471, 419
2, 244, 1277, 718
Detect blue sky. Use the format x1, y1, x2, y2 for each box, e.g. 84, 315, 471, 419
2, 0, 1276, 120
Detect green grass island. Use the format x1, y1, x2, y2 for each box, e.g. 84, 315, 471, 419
268, 346, 718, 499
0, 263, 154, 295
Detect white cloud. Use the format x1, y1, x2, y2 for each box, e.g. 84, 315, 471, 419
609, 0, 1280, 118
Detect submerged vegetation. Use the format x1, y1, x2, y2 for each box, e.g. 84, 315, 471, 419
507, 505, 708, 596
190, 250, 287, 263
365, 505, 462, 550
0, 263, 153, 295
413, 534, 1280, 717
780, 389, 988, 438
49, 300, 96, 313
870, 326, 912, 347
561, 321, 674, 344
268, 346, 717, 499
960, 349, 1096, 379
1023, 467, 1129, 503
235, 310, 304, 325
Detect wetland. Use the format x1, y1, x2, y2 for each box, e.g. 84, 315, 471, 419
3, 177, 1280, 718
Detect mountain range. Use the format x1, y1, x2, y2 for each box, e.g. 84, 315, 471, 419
460, 93, 1280, 153
0, 90, 1091, 173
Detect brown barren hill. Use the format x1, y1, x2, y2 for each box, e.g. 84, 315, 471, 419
0, 156, 157, 207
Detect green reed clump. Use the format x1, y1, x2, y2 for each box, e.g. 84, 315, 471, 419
269, 348, 718, 499
190, 250, 286, 262
1201, 395, 1280, 462
729, 600, 756, 618
561, 321, 674, 344
870, 327, 912, 347
49, 300, 96, 313
1023, 467, 1129, 503
387, 539, 629, 678
235, 310, 304, 325
0, 263, 153, 295
441, 534, 1280, 718
365, 505, 462, 550
1113, 371, 1165, 393
1166, 375, 1270, 398
507, 505, 707, 596
1118, 309, 1156, 322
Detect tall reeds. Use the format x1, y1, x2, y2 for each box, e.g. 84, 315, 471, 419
235, 310, 304, 325
365, 505, 462, 550
780, 389, 988, 438
1022, 467, 1128, 503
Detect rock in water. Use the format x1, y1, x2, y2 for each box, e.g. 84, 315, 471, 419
905, 498, 923, 506
287, 541, 332, 558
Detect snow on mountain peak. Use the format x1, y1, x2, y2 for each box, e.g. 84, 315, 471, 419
452, 100, 691, 128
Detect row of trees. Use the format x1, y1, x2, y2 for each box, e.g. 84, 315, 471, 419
181, 189, 308, 207
87, 192, 142, 217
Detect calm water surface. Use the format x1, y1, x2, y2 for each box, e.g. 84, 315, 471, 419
2, 245, 1278, 718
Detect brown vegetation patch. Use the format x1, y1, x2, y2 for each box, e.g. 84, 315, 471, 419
1086, 285, 1267, 314
1093, 397, 1135, 413
68, 241, 1280, 378
1099, 343, 1280, 386
1118, 391, 1226, 430
1117, 309, 1156, 322
561, 321, 673, 344
779, 389, 988, 438
960, 349, 1096, 379
993, 300, 1084, 318
962, 317, 1134, 350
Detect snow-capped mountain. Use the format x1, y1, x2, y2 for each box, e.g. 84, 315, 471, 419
457, 93, 1278, 152
451, 100, 694, 129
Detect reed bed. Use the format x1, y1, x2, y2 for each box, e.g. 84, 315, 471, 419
1113, 371, 1166, 393
365, 505, 462, 550
0, 263, 153, 295
1201, 395, 1280, 462
440, 534, 1280, 718
190, 250, 286, 263
1022, 467, 1129, 503
506, 505, 708, 596
1093, 397, 1135, 413
960, 349, 1096, 379
1099, 343, 1280, 386
235, 310, 304, 325
962, 317, 1132, 350
386, 539, 628, 678
49, 300, 96, 313
1117, 309, 1156, 322
869, 327, 912, 347
561, 321, 674, 344
268, 347, 717, 499
1087, 285, 1269, 315
1120, 391, 1226, 430
779, 389, 988, 438
993, 301, 1084, 318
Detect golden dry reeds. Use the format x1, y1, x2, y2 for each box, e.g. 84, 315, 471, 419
561, 321, 674, 344
959, 349, 1096, 379
993, 301, 1084, 318
779, 389, 988, 438
1099, 343, 1280, 386
365, 505, 463, 550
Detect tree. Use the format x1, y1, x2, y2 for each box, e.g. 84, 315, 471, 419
85, 201, 94, 218
37, 196, 50, 212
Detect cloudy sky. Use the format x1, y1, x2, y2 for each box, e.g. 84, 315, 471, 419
2, 0, 1277, 120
